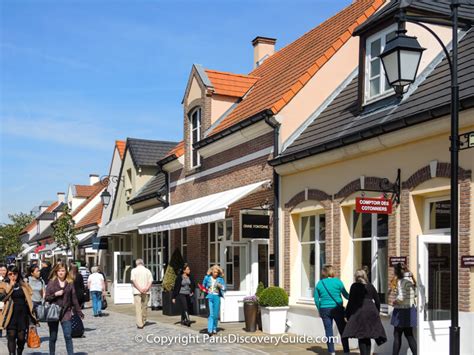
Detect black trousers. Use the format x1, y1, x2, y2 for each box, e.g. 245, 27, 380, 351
393, 327, 417, 355
7, 329, 26, 355
177, 294, 191, 321
358, 338, 371, 355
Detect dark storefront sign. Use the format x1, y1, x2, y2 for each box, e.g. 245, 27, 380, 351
461, 256, 474, 268
429, 256, 449, 268
355, 197, 392, 215
242, 214, 270, 239
92, 235, 108, 250
389, 256, 408, 267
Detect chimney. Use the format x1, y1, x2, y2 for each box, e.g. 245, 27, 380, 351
57, 192, 65, 203
252, 36, 276, 69
89, 174, 100, 185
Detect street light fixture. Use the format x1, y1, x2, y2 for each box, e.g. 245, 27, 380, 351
100, 190, 112, 207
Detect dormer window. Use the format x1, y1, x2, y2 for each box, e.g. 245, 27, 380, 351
190, 107, 201, 167
365, 25, 397, 103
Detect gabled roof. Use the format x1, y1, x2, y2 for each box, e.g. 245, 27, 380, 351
116, 140, 126, 160
207, 0, 385, 137
74, 184, 100, 198
76, 202, 103, 229
204, 69, 259, 98
72, 182, 104, 218
271, 28, 474, 166
20, 201, 59, 234
127, 173, 167, 205
127, 138, 179, 168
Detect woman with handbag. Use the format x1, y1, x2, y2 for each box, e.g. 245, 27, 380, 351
390, 263, 417, 355
27, 265, 45, 317
202, 265, 226, 336
172, 263, 196, 327
45, 261, 84, 355
0, 266, 38, 355
314, 265, 350, 354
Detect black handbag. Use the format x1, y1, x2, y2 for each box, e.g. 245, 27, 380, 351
71, 313, 84, 338
101, 296, 107, 310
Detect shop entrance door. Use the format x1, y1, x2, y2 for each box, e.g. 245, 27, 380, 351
220, 242, 249, 322
418, 234, 450, 354
113, 251, 133, 304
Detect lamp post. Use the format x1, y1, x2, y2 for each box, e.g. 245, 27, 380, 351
379, 1, 470, 354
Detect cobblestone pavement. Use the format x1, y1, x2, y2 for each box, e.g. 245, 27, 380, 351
0, 308, 271, 355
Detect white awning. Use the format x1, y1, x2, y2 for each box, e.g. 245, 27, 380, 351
139, 180, 269, 234
76, 231, 95, 243
39, 242, 58, 254
17, 244, 37, 258
97, 207, 163, 237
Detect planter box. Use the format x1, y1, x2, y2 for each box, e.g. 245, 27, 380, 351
161, 291, 180, 316
261, 306, 289, 334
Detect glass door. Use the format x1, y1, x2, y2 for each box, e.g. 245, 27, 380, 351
113, 251, 133, 304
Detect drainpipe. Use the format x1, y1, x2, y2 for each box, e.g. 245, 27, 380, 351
264, 115, 281, 287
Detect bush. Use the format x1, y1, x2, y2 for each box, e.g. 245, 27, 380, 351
259, 286, 289, 307
255, 282, 265, 301
162, 248, 185, 292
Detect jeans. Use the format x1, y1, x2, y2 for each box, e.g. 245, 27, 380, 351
319, 306, 350, 353
207, 294, 220, 333
48, 320, 74, 355
91, 291, 103, 316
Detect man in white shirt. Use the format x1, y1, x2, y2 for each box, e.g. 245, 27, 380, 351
88, 266, 106, 317
130, 259, 153, 329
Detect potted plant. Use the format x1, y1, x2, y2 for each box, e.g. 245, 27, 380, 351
259, 286, 289, 334
243, 295, 258, 332
161, 248, 184, 316
255, 282, 265, 331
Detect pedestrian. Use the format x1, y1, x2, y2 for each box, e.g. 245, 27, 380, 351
97, 266, 108, 309
79, 263, 90, 301
172, 263, 196, 327
130, 259, 153, 329
390, 263, 417, 355
343, 269, 387, 355
40, 261, 52, 285
314, 265, 350, 354
88, 266, 106, 317
27, 265, 45, 316
45, 261, 84, 355
0, 266, 38, 355
202, 265, 226, 336
0, 264, 7, 338
70, 265, 85, 307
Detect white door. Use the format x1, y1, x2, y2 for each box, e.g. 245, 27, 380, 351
220, 242, 249, 322
113, 251, 134, 304
418, 234, 451, 354
250, 240, 269, 293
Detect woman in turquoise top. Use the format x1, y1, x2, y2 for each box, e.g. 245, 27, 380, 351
314, 265, 350, 354
202, 265, 226, 336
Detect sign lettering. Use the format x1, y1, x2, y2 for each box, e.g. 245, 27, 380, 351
355, 197, 392, 214
461, 256, 474, 268
241, 214, 270, 239
389, 256, 407, 267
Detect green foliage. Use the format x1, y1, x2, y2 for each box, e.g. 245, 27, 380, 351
162, 248, 185, 292
52, 206, 77, 253
259, 286, 289, 307
0, 212, 35, 262
255, 282, 265, 301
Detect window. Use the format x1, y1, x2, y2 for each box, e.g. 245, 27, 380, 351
425, 196, 451, 233
352, 211, 388, 304
300, 214, 326, 299
190, 107, 201, 167
181, 228, 187, 261
208, 219, 233, 268
143, 232, 169, 282
365, 26, 397, 103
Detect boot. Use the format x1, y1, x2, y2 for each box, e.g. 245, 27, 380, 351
184, 311, 191, 327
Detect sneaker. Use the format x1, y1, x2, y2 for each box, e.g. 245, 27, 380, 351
212, 330, 217, 334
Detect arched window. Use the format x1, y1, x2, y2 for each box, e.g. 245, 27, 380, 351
189, 107, 201, 167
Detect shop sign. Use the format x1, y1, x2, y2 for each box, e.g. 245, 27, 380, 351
355, 197, 392, 214
461, 256, 474, 268
92, 235, 108, 250
429, 256, 449, 268
389, 256, 407, 267
241, 214, 270, 239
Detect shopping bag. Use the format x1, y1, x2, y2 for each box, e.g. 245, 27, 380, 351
27, 327, 41, 348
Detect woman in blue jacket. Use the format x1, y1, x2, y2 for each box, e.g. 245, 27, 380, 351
202, 265, 226, 336
314, 265, 350, 355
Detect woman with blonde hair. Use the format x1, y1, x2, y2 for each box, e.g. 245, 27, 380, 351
314, 265, 349, 354
202, 265, 226, 336
343, 269, 386, 355
45, 261, 84, 355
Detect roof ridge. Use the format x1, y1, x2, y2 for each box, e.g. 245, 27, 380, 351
127, 137, 179, 144
205, 68, 259, 79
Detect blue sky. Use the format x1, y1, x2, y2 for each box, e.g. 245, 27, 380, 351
0, 0, 352, 223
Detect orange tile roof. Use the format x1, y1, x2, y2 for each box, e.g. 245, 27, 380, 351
75, 184, 100, 198
166, 140, 184, 159
75, 202, 103, 229
72, 182, 104, 218
205, 69, 259, 98
116, 140, 126, 160
20, 201, 59, 234
209, 0, 384, 135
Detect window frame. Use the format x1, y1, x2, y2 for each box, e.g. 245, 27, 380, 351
364, 24, 397, 104
143, 231, 168, 282
181, 228, 188, 262
424, 195, 451, 234
208, 219, 233, 287
189, 107, 201, 168
298, 212, 326, 302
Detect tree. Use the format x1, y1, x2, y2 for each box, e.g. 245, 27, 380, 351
0, 212, 35, 262
162, 248, 185, 292
52, 206, 77, 256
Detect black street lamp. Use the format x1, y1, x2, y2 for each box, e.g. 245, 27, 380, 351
379, 1, 472, 354
100, 190, 112, 207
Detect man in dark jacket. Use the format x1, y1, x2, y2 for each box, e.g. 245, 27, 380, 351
40, 261, 52, 285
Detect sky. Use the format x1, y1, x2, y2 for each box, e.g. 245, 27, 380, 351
0, 0, 352, 223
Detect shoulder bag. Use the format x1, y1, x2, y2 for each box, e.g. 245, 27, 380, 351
321, 279, 344, 310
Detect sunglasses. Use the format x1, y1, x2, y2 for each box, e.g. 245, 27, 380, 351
7, 273, 17, 276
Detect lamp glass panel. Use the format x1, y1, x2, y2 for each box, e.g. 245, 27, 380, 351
381, 50, 399, 85
370, 77, 380, 97
400, 50, 421, 83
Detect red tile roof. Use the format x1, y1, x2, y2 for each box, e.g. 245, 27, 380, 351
205, 69, 259, 98
116, 140, 126, 160
166, 140, 184, 158
75, 184, 100, 198
209, 0, 384, 135
75, 202, 103, 229
72, 182, 104, 218
20, 201, 59, 234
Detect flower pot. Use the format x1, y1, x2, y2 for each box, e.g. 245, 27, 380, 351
243, 302, 258, 332
257, 306, 262, 331
261, 306, 289, 334
161, 291, 180, 316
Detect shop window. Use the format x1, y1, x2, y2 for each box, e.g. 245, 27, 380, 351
189, 107, 201, 168
209, 219, 238, 288
425, 197, 451, 233
299, 214, 326, 299
181, 228, 187, 262
143, 232, 168, 282
352, 211, 388, 305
